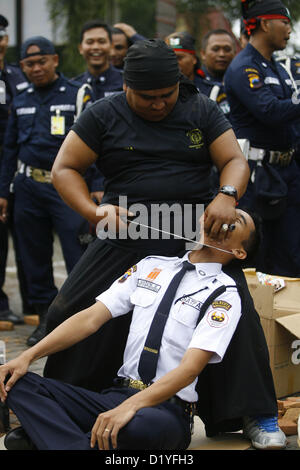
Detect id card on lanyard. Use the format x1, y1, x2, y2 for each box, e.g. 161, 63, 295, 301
51, 109, 65, 135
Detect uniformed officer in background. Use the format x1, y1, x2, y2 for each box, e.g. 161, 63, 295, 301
0, 36, 90, 346
166, 30, 236, 192
110, 22, 146, 70
0, 14, 29, 325
74, 19, 123, 101
166, 30, 235, 120
74, 19, 124, 203
225, 0, 300, 277
165, 32, 203, 89
275, 51, 300, 167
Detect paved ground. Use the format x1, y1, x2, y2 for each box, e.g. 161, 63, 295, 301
0, 235, 299, 451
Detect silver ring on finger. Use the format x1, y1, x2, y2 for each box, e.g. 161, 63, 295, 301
221, 223, 229, 232
104, 428, 110, 433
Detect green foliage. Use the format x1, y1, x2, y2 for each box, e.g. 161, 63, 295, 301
118, 0, 156, 38
47, 0, 156, 78
47, 0, 106, 78
176, 0, 300, 21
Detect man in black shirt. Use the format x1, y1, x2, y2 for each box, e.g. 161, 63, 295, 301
42, 39, 279, 446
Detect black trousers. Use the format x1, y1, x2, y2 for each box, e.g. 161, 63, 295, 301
0, 221, 9, 311
7, 372, 191, 450
44, 238, 277, 435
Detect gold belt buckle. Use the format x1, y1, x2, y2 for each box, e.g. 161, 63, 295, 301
31, 168, 51, 183
129, 379, 148, 390
279, 150, 293, 167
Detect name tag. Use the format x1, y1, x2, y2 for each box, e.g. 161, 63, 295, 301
180, 296, 203, 311
16, 107, 36, 115
137, 278, 161, 293
16, 81, 28, 91
50, 104, 75, 112
264, 76, 280, 85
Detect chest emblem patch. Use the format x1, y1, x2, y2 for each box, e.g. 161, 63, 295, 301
186, 128, 204, 149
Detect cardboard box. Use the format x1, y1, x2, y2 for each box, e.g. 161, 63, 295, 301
244, 269, 300, 398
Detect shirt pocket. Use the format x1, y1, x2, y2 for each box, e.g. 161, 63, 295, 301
130, 287, 157, 308
164, 301, 201, 351
17, 114, 35, 143
129, 287, 158, 333
171, 301, 201, 329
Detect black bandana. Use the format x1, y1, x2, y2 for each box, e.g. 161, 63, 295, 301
241, 0, 291, 35
123, 39, 180, 90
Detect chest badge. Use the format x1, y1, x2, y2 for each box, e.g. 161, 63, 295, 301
186, 128, 204, 149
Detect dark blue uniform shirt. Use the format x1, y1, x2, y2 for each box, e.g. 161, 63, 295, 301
225, 43, 300, 150
73, 65, 123, 101
194, 66, 231, 119
0, 73, 81, 198
0, 63, 28, 144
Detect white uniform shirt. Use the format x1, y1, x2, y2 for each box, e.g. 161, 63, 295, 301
96, 253, 242, 402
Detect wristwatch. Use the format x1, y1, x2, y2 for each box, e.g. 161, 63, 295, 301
218, 185, 238, 201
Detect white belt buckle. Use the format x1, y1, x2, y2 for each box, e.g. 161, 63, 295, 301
237, 139, 250, 160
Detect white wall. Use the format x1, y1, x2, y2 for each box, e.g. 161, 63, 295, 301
0, 0, 17, 45
0, 0, 65, 46
22, 0, 53, 41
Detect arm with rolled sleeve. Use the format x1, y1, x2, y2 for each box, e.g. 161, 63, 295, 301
0, 261, 144, 401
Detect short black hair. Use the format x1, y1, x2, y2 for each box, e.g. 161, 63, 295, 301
201, 29, 236, 51
240, 208, 263, 268
80, 19, 112, 43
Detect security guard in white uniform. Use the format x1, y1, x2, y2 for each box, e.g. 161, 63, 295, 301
0, 209, 285, 451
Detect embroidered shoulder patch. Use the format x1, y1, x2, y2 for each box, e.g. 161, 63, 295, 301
212, 300, 232, 311
248, 74, 263, 89
206, 309, 229, 328
244, 68, 263, 89
118, 265, 137, 283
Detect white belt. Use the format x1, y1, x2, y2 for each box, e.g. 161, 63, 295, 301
248, 147, 294, 167
248, 147, 266, 161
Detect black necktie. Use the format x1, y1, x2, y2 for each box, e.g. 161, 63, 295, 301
138, 260, 195, 384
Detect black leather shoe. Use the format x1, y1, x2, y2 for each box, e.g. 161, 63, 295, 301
26, 304, 49, 347
26, 321, 47, 347
4, 426, 36, 450
0, 309, 24, 325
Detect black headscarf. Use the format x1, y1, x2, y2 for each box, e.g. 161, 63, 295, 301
241, 0, 291, 36
123, 39, 181, 90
